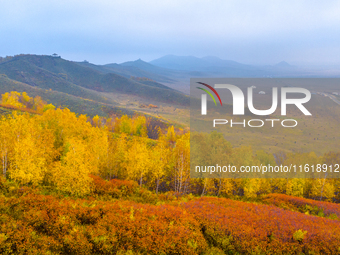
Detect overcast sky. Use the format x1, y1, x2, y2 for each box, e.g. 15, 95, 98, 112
1, 0, 340, 66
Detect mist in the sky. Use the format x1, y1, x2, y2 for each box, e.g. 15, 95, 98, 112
1, 0, 340, 66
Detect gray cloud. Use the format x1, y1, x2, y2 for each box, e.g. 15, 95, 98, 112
1, 0, 340, 66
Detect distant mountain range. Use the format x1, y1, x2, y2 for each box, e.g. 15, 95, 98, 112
150, 55, 254, 71
148, 55, 300, 77
0, 53, 338, 117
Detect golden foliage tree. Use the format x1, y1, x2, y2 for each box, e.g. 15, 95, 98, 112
53, 139, 93, 196
126, 137, 150, 187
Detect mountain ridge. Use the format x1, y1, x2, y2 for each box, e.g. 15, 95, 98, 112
0, 55, 189, 107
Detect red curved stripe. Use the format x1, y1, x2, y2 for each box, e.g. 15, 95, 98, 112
197, 82, 223, 106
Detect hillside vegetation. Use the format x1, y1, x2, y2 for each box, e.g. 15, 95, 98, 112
0, 91, 340, 254
0, 76, 133, 117
1, 178, 340, 254
0, 55, 189, 106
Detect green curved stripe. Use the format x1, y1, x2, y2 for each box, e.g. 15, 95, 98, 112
196, 87, 217, 106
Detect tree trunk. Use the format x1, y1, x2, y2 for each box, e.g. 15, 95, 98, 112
156, 178, 159, 194
320, 173, 328, 201
201, 179, 207, 197
217, 179, 222, 196
2, 153, 7, 178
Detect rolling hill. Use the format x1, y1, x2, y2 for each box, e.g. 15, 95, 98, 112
0, 58, 110, 104
78, 61, 174, 83
0, 55, 190, 108
149, 55, 263, 74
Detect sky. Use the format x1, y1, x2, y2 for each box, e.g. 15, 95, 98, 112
1, 0, 340, 66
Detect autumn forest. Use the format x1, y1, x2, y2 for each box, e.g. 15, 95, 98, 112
1, 91, 340, 254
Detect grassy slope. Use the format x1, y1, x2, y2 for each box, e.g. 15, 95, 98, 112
0, 55, 189, 106
134, 80, 176, 91
0, 76, 133, 117
0, 58, 112, 105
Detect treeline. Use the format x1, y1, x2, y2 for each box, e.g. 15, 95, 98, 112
0, 91, 55, 114
0, 91, 339, 201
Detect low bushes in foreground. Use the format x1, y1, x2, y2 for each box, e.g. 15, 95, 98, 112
1, 176, 340, 254
263, 193, 340, 219
184, 197, 340, 254
0, 193, 207, 254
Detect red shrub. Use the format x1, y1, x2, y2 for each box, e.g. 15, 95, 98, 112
263, 193, 340, 218
90, 175, 139, 198
183, 197, 340, 254
0, 193, 207, 254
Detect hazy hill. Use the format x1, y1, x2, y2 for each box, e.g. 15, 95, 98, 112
78, 60, 175, 83
119, 59, 209, 81
149, 55, 256, 70
149, 55, 272, 77
0, 57, 110, 104
0, 55, 189, 106
150, 55, 208, 71
274, 61, 292, 68
114, 59, 197, 82
148, 55, 308, 78
201, 56, 255, 69
119, 59, 174, 77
